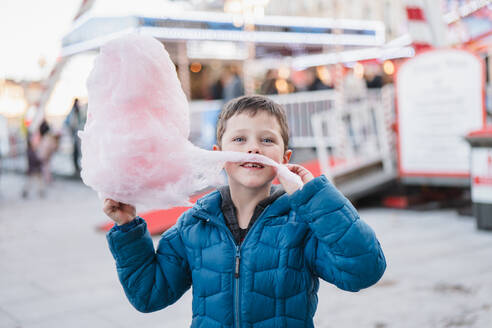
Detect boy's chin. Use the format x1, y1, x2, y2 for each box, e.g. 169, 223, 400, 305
231, 176, 274, 190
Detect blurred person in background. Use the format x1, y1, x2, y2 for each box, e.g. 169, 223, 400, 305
37, 128, 61, 186
209, 75, 224, 100
64, 98, 82, 174
22, 120, 51, 198
364, 64, 383, 89
222, 65, 244, 103
260, 69, 279, 95
307, 67, 332, 91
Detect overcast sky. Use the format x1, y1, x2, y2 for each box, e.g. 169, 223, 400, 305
0, 0, 81, 81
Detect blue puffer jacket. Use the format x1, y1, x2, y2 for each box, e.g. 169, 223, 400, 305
107, 176, 386, 327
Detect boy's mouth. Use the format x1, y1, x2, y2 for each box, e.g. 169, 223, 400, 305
240, 162, 265, 169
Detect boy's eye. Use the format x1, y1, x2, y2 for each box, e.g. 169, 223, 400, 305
262, 138, 274, 143
233, 137, 245, 142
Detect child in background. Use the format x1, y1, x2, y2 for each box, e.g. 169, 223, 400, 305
37, 130, 61, 185
103, 95, 386, 327
22, 120, 56, 198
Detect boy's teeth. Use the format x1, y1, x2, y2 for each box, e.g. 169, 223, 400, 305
243, 163, 263, 168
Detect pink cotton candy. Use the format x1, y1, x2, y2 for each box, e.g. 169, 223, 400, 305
79, 33, 302, 209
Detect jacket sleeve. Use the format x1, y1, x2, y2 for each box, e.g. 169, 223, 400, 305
106, 217, 192, 312
290, 176, 386, 292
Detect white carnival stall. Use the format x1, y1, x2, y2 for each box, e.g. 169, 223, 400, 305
396, 49, 486, 186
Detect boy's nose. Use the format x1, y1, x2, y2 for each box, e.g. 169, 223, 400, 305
247, 143, 261, 154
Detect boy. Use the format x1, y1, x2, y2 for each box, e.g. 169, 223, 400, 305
104, 95, 386, 327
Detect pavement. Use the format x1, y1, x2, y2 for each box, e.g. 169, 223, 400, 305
0, 172, 491, 328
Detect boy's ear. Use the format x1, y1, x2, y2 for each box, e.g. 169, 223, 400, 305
212, 144, 220, 151
283, 149, 292, 164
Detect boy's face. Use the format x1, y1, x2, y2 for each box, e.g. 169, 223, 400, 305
214, 110, 291, 190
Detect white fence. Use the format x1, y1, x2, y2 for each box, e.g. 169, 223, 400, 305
269, 90, 338, 148
311, 86, 397, 181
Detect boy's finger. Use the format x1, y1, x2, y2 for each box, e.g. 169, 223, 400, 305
285, 164, 314, 183
104, 199, 121, 213
285, 164, 303, 174
121, 203, 136, 213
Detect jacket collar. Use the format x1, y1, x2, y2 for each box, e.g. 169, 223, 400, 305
191, 188, 292, 225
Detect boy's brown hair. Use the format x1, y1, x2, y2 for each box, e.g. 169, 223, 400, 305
216, 95, 290, 152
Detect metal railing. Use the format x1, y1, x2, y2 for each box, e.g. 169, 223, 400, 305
269, 90, 337, 148
311, 85, 397, 180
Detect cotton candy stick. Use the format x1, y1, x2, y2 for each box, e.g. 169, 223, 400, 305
79, 33, 302, 209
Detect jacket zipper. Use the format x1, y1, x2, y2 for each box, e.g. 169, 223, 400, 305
235, 245, 241, 328
194, 208, 272, 328
231, 211, 273, 328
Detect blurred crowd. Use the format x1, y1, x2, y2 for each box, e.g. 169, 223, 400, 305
192, 63, 390, 101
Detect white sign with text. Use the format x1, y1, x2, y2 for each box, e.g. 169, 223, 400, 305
396, 49, 484, 177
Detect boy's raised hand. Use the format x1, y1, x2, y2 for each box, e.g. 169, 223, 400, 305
278, 164, 314, 195
103, 199, 137, 226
